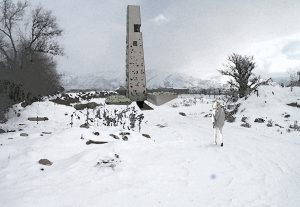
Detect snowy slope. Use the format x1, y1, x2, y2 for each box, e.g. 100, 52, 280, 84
236, 85, 300, 129
0, 86, 299, 207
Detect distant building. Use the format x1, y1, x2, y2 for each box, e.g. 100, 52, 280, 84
148, 88, 189, 94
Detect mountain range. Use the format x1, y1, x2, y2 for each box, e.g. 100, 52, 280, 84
61, 70, 226, 90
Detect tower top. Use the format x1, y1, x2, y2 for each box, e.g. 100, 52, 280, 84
127, 5, 140, 8
127, 5, 141, 24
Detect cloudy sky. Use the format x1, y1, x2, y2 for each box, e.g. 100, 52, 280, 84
31, 0, 300, 79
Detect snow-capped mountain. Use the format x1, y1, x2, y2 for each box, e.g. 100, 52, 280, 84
146, 71, 224, 89
61, 70, 225, 90
62, 73, 123, 90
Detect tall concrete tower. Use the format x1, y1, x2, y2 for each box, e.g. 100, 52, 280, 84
126, 5, 147, 103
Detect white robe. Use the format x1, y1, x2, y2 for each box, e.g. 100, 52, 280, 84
212, 106, 225, 144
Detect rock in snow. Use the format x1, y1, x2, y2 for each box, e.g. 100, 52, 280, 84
20, 133, 29, 137
86, 140, 108, 145
241, 122, 251, 128
142, 134, 151, 138
80, 123, 89, 128
38, 159, 53, 166
254, 118, 265, 123
109, 134, 120, 139
179, 112, 187, 116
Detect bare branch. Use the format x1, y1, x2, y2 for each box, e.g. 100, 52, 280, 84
0, 0, 28, 64
29, 6, 63, 56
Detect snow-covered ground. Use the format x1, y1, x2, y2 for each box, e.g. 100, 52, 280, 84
0, 85, 299, 207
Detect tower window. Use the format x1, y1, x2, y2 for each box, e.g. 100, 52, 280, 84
133, 41, 137, 46
134, 24, 141, 32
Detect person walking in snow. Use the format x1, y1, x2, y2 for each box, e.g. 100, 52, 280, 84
212, 101, 225, 147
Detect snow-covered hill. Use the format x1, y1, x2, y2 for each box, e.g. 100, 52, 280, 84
0, 85, 299, 207
235, 85, 300, 129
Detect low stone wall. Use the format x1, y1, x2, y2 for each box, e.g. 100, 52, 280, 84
147, 93, 178, 106
105, 95, 132, 105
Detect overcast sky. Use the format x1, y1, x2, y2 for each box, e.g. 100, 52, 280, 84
31, 0, 300, 79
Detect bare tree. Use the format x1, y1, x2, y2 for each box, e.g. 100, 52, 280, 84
219, 53, 261, 98
0, 0, 28, 67
287, 69, 300, 87
0, 0, 63, 67
0, 0, 64, 104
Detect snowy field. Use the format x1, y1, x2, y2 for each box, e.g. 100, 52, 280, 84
0, 85, 299, 207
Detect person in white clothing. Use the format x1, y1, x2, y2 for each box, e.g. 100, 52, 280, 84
212, 101, 225, 147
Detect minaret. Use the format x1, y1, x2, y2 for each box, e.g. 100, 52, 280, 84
126, 5, 147, 103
